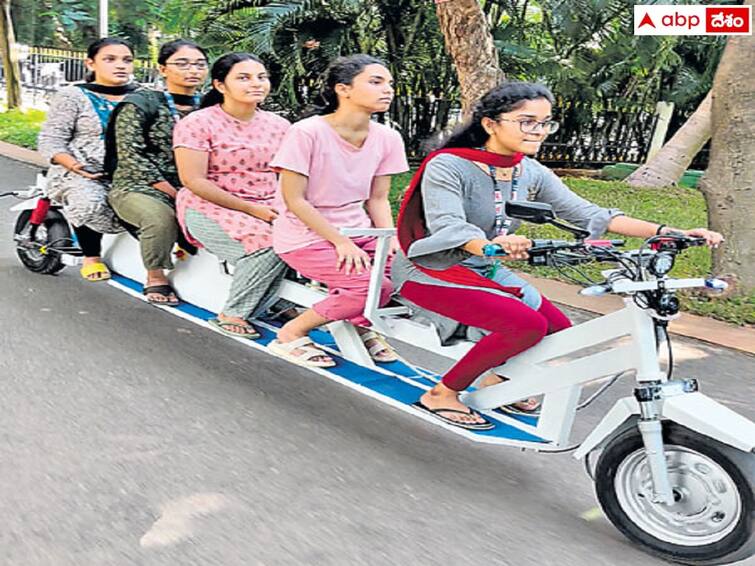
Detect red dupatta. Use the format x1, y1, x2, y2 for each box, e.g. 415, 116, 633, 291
396, 148, 525, 297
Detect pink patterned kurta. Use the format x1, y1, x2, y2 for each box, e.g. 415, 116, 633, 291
173, 104, 290, 254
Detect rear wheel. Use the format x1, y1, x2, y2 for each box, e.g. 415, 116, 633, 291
595, 422, 754, 565
14, 209, 71, 275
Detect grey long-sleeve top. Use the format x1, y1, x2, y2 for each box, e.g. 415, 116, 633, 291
404, 153, 624, 271
38, 86, 107, 172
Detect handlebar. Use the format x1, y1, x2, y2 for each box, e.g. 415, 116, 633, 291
482, 233, 705, 268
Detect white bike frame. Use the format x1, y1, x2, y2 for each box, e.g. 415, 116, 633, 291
12, 182, 755, 503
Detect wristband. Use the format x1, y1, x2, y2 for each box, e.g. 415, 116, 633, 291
655, 224, 667, 236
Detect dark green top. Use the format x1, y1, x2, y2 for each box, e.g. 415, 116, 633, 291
109, 89, 193, 207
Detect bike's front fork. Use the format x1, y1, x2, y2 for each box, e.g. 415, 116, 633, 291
634, 379, 700, 505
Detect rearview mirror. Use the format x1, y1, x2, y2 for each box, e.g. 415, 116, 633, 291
505, 201, 555, 224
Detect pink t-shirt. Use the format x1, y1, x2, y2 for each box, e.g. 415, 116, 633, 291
173, 105, 290, 254
270, 115, 409, 254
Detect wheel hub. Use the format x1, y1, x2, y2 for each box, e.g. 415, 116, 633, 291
615, 445, 741, 546
17, 224, 48, 262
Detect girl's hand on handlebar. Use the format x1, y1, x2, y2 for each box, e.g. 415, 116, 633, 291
681, 228, 724, 248
335, 238, 371, 275
491, 234, 532, 260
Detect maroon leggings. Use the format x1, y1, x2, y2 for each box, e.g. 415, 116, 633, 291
401, 282, 572, 391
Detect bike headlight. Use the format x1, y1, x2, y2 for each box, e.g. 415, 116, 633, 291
650, 252, 674, 276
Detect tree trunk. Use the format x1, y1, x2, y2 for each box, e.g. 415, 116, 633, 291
698, 10, 755, 293
625, 92, 711, 187
0, 0, 22, 110
435, 0, 503, 117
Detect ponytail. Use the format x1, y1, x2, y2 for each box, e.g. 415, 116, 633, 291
200, 87, 224, 109
301, 54, 385, 118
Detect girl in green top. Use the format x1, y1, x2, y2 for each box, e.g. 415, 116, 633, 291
108, 39, 209, 305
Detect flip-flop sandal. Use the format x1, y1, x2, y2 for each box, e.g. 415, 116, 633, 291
80, 262, 111, 282
268, 337, 336, 368
359, 331, 399, 363
412, 401, 495, 431
208, 318, 260, 340
143, 284, 180, 307
496, 398, 542, 416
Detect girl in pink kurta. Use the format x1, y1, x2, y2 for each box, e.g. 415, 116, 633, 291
174, 52, 290, 339
267, 55, 409, 368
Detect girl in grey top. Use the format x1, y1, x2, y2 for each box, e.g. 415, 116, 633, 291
37, 38, 137, 282
394, 82, 723, 430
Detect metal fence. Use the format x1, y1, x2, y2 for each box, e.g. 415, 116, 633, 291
1, 45, 158, 109
2, 46, 705, 170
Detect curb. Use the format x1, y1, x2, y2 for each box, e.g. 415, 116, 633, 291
0, 140, 48, 168
0, 141, 752, 355
520, 273, 755, 356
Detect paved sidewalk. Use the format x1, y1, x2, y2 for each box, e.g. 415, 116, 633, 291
1, 141, 752, 355
521, 274, 755, 356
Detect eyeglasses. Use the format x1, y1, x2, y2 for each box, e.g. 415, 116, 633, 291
165, 60, 209, 70
497, 118, 560, 134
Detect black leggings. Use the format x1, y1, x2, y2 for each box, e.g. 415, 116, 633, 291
73, 224, 102, 257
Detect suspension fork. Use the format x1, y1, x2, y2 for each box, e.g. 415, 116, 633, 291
634, 379, 700, 506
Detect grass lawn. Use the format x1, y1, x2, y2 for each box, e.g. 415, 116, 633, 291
390, 172, 754, 326
0, 109, 45, 149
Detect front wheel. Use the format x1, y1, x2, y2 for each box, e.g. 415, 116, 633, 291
595, 422, 754, 565
14, 209, 71, 275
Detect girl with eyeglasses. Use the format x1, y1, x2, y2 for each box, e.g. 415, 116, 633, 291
38, 37, 138, 282
393, 81, 723, 430
107, 39, 209, 305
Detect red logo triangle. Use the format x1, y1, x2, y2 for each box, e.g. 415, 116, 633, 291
639, 12, 656, 28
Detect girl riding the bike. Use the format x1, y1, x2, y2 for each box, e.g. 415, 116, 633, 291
393, 81, 723, 431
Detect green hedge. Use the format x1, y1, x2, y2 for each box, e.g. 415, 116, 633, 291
0, 109, 45, 149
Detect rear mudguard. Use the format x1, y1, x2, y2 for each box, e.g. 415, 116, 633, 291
10, 197, 40, 213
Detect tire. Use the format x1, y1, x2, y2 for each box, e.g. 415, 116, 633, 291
595, 422, 755, 565
14, 209, 70, 275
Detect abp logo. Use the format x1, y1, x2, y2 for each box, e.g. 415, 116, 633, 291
634, 5, 752, 36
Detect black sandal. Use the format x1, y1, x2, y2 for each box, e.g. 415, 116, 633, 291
496, 398, 542, 416
143, 284, 180, 307
412, 401, 495, 431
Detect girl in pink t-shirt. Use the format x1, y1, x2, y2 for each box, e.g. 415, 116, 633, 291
268, 54, 409, 368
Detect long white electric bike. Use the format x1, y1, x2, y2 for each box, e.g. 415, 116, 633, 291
7, 177, 755, 565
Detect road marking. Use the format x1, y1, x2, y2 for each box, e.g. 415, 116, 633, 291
140, 493, 228, 548
580, 507, 603, 521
